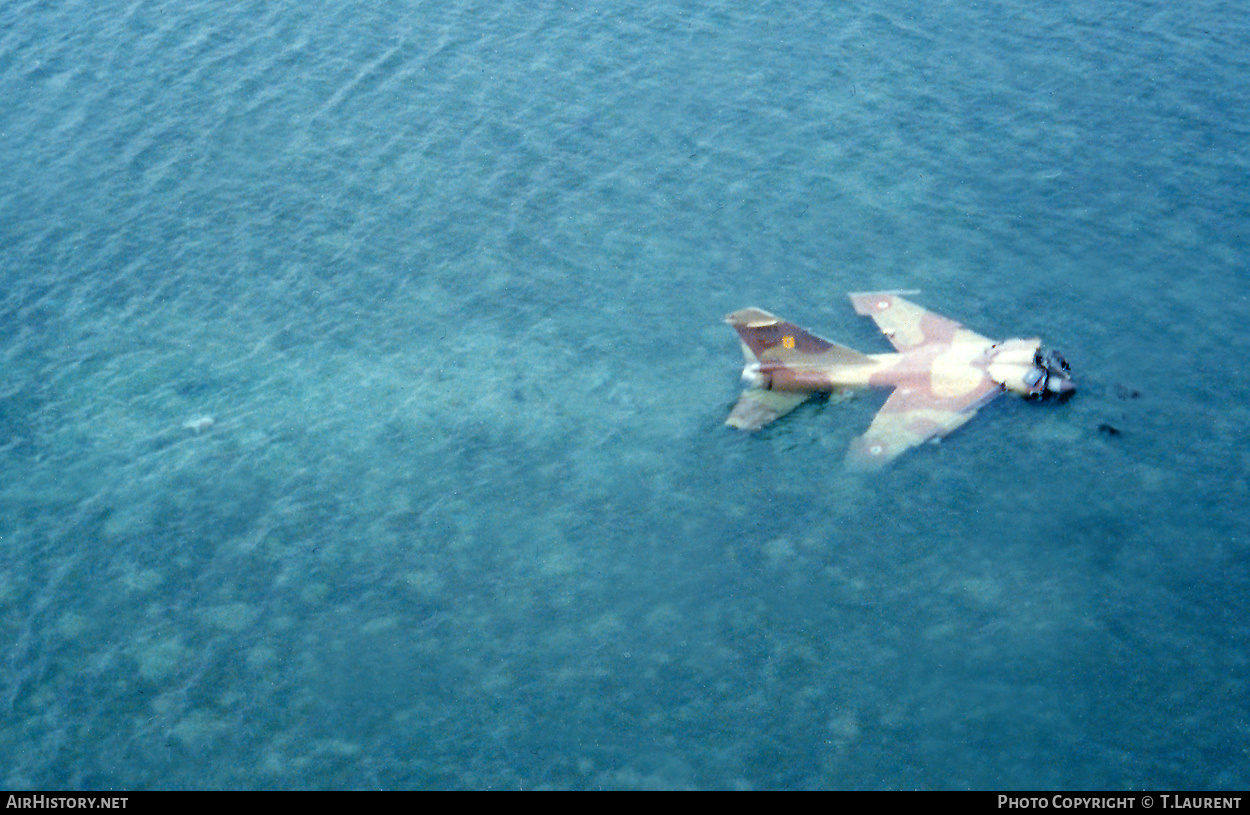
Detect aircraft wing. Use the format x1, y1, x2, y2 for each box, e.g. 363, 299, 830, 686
849, 291, 993, 352
726, 388, 811, 431
845, 377, 1004, 469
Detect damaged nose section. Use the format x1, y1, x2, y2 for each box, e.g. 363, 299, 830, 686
991, 341, 1076, 399
1033, 349, 1076, 399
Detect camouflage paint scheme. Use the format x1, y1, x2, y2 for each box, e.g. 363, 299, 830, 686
725, 292, 1075, 469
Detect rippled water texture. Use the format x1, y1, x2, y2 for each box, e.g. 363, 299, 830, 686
1, 0, 1247, 789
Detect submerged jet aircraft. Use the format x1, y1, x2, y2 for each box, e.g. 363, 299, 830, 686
724, 291, 1074, 469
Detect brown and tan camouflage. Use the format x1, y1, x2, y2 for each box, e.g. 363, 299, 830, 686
725, 292, 1075, 469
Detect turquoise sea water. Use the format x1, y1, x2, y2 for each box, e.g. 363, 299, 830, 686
1, 0, 1247, 789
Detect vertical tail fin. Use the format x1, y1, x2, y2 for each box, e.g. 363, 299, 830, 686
725, 308, 873, 367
